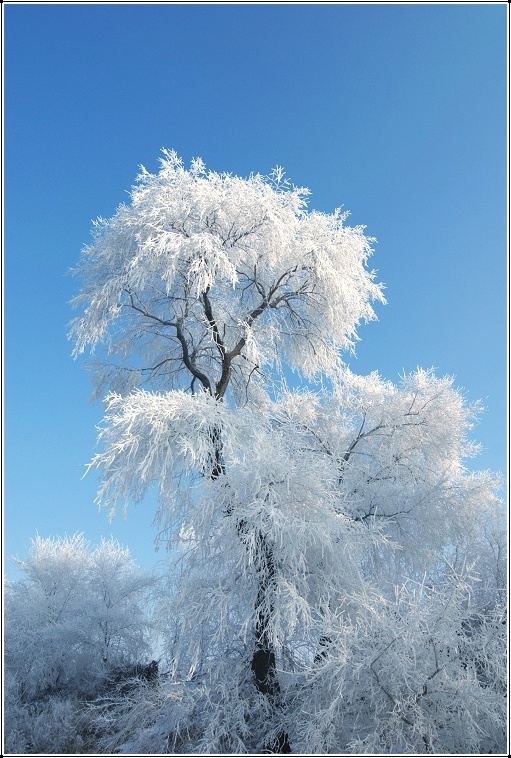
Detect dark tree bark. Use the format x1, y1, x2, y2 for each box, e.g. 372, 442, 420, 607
199, 295, 292, 752
250, 530, 292, 754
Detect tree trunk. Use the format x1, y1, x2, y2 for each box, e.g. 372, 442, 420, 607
251, 530, 292, 754
210, 430, 291, 752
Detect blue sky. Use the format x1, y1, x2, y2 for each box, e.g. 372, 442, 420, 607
4, 2, 507, 578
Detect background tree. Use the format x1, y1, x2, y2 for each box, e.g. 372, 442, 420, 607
67, 152, 504, 754
4, 535, 156, 753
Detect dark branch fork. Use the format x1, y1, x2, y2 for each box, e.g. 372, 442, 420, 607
122, 264, 315, 400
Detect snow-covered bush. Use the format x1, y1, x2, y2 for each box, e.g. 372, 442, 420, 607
4, 534, 156, 753
288, 567, 506, 754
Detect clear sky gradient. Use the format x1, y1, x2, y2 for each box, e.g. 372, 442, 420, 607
4, 2, 508, 578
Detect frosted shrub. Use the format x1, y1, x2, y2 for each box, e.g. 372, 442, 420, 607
289, 569, 506, 754
4, 535, 156, 753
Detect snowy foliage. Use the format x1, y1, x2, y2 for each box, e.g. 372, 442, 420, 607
81, 369, 505, 753
289, 568, 506, 754
4, 535, 156, 754
12, 151, 502, 754
89, 367, 500, 603
69, 149, 384, 402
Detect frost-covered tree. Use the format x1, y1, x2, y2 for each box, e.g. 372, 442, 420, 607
68, 152, 505, 754
4, 535, 156, 753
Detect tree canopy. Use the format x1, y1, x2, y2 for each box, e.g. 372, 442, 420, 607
69, 150, 384, 404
